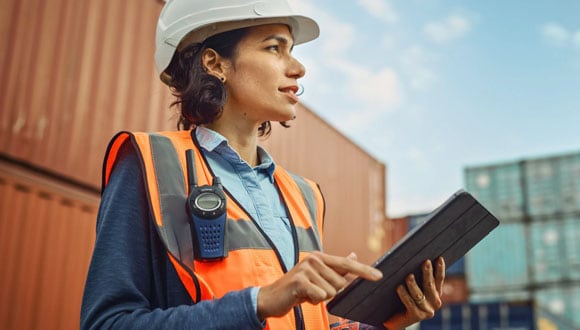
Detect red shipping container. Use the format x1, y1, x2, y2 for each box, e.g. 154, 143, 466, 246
441, 276, 468, 304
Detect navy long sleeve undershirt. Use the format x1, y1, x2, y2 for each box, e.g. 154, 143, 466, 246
80, 141, 264, 330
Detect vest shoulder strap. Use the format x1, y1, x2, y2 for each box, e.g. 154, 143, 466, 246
103, 131, 195, 271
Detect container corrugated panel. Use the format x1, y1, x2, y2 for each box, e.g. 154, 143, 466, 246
0, 160, 99, 329
470, 291, 532, 304
512, 215, 580, 285
535, 284, 580, 328
262, 106, 388, 265
465, 162, 524, 221
528, 217, 580, 284
564, 216, 580, 280
466, 222, 529, 292
524, 153, 580, 217
418, 301, 536, 330
537, 304, 580, 330
530, 219, 564, 284
384, 217, 410, 250
0, 0, 174, 189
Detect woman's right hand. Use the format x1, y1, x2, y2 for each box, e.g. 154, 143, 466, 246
256, 251, 383, 319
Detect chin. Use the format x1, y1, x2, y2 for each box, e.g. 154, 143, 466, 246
281, 106, 298, 121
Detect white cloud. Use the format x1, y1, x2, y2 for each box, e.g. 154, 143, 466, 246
330, 58, 402, 109
541, 23, 571, 46
399, 46, 438, 91
574, 31, 580, 48
388, 190, 448, 217
357, 0, 398, 23
424, 14, 471, 44
288, 0, 403, 133
288, 0, 356, 55
310, 56, 403, 133
540, 23, 580, 49
319, 19, 356, 55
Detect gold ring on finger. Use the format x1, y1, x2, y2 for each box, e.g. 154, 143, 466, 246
414, 294, 426, 305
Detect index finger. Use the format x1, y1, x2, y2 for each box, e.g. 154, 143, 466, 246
315, 252, 383, 281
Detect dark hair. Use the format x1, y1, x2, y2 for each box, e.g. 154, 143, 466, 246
164, 28, 289, 136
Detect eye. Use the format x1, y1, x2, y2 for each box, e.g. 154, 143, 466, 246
266, 45, 280, 52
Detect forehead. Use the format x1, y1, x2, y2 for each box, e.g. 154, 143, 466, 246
242, 24, 294, 43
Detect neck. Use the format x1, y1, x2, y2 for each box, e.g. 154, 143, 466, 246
204, 119, 260, 167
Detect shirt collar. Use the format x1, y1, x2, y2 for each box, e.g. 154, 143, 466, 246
195, 127, 276, 182
256, 146, 276, 182
195, 126, 227, 152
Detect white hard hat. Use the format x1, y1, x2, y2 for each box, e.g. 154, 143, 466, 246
155, 0, 320, 80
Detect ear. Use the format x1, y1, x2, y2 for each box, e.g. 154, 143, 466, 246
201, 48, 230, 81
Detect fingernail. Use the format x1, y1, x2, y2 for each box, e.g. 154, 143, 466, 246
372, 269, 383, 279
425, 260, 431, 270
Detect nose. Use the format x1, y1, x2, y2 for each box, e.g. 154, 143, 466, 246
287, 55, 306, 79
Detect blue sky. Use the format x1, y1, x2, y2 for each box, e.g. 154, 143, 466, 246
288, 0, 580, 216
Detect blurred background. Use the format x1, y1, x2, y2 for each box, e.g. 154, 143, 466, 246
1, 0, 579, 329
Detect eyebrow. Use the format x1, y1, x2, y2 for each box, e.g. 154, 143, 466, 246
262, 34, 295, 51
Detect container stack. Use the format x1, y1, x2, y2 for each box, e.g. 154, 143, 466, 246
464, 151, 580, 328
418, 301, 536, 330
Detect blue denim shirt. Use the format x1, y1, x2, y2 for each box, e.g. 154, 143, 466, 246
195, 127, 294, 314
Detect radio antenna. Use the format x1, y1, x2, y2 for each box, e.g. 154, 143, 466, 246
186, 149, 197, 191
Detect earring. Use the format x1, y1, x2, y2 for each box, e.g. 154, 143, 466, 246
220, 77, 225, 83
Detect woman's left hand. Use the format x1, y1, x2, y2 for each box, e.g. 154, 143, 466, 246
382, 257, 446, 330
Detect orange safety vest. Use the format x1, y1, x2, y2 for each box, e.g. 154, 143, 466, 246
103, 130, 330, 330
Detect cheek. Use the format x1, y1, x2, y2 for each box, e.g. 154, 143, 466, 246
234, 60, 278, 88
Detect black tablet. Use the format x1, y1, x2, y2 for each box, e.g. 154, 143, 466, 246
326, 189, 500, 326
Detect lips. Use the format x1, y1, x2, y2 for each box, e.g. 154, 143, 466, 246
279, 85, 299, 103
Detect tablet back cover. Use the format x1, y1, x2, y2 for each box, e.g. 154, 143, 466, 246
326, 190, 500, 326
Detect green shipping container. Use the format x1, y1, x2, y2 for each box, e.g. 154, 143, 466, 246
530, 216, 580, 284
535, 284, 580, 328
465, 163, 525, 222
524, 154, 580, 216
467, 217, 580, 293
466, 223, 529, 292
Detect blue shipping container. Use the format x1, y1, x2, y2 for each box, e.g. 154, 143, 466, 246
418, 302, 536, 330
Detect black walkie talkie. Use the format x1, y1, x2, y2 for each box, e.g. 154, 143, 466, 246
185, 149, 227, 261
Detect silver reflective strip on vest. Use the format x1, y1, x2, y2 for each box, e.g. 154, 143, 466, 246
287, 172, 322, 251
226, 219, 270, 250
226, 220, 320, 252
296, 227, 322, 252
149, 134, 195, 270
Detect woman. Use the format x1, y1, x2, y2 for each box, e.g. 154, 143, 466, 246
81, 0, 445, 329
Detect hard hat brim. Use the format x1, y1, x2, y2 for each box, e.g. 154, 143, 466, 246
156, 15, 319, 82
